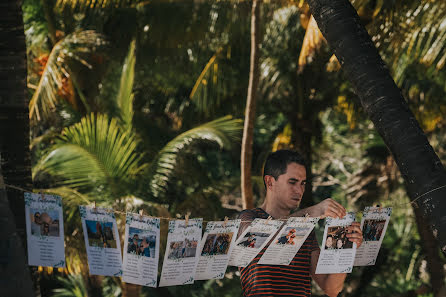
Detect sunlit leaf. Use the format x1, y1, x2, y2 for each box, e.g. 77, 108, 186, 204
29, 30, 106, 121
33, 113, 145, 191
116, 39, 136, 130
298, 15, 325, 72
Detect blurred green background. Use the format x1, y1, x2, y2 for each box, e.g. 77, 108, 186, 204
22, 0, 446, 296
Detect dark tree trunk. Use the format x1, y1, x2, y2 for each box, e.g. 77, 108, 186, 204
307, 0, 446, 253
241, 0, 261, 209
290, 117, 314, 208
413, 206, 445, 296
0, 1, 34, 295
121, 282, 142, 297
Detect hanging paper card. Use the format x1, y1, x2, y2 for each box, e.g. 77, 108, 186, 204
315, 212, 357, 274
228, 218, 283, 268
79, 206, 122, 277
122, 213, 160, 287
195, 219, 241, 280
258, 217, 319, 265
24, 192, 65, 268
159, 219, 203, 287
354, 207, 392, 266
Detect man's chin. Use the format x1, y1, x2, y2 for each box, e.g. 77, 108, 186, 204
290, 200, 301, 209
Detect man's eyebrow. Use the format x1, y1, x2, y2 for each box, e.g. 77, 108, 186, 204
288, 178, 307, 182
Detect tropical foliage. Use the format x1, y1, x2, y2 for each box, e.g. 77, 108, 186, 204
19, 0, 446, 296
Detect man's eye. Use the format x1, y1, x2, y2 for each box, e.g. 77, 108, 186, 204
301, 181, 307, 186
289, 181, 296, 185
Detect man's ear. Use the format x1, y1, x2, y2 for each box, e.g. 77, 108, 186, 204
264, 175, 274, 189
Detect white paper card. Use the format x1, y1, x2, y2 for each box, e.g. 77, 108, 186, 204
195, 219, 241, 280
315, 212, 357, 274
79, 206, 123, 277
354, 207, 392, 266
228, 218, 283, 268
258, 217, 319, 265
159, 219, 203, 287
25, 192, 65, 268
122, 213, 160, 287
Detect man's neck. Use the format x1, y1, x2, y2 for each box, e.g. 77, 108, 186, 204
260, 196, 290, 219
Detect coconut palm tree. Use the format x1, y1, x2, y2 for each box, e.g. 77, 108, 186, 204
0, 0, 35, 295
306, 0, 446, 255
32, 41, 242, 297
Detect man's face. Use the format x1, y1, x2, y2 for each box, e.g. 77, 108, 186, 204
269, 163, 306, 211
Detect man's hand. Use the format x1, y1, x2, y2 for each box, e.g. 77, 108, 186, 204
310, 198, 346, 219
346, 222, 363, 248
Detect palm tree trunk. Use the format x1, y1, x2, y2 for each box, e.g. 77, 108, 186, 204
413, 206, 445, 296
0, 1, 34, 295
241, 0, 261, 210
121, 283, 142, 297
307, 0, 446, 253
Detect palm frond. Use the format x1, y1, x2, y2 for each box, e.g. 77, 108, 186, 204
116, 40, 136, 130
189, 47, 230, 115
298, 15, 325, 72
147, 115, 242, 199
371, 1, 446, 82
29, 30, 106, 121
33, 113, 145, 191
52, 274, 87, 297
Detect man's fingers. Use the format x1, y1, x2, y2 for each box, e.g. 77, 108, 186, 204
347, 224, 362, 234
330, 199, 346, 215
346, 233, 362, 240
325, 209, 342, 219
325, 199, 346, 218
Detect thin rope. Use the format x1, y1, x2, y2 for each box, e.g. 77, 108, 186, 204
4, 182, 446, 222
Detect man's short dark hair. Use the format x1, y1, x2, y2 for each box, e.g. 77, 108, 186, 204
263, 150, 306, 188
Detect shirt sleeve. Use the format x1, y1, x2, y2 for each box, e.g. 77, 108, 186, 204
236, 209, 257, 239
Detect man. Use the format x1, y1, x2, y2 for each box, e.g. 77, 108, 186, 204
128, 234, 139, 254
238, 150, 362, 297
140, 238, 151, 257
31, 212, 41, 236
325, 235, 334, 250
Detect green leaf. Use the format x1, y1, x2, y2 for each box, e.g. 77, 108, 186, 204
147, 115, 242, 199
52, 274, 87, 297
33, 113, 145, 192
116, 39, 136, 130
29, 30, 106, 121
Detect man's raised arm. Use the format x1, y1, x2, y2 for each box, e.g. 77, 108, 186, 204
291, 198, 347, 219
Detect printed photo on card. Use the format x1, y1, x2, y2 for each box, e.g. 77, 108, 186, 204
79, 206, 122, 277
195, 219, 241, 280
159, 219, 202, 287
315, 212, 357, 274
122, 213, 160, 287
228, 218, 283, 268
354, 207, 392, 266
258, 217, 318, 265
25, 192, 65, 268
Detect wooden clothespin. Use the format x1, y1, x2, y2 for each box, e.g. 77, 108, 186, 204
304, 213, 310, 222
93, 201, 97, 212
266, 215, 273, 225
223, 216, 229, 227
139, 209, 144, 219
40, 192, 45, 201
185, 212, 191, 227
376, 204, 383, 213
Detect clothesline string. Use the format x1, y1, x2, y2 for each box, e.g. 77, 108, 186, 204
4, 182, 446, 223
